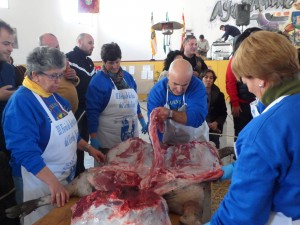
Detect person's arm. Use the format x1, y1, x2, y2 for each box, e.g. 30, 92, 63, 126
77, 138, 105, 162
149, 79, 205, 127
0, 64, 16, 100
0, 85, 15, 101
154, 106, 188, 125
64, 60, 80, 86
86, 73, 111, 135
222, 27, 229, 41
147, 81, 167, 141
226, 58, 241, 116
3, 89, 49, 176
2, 89, 70, 207
35, 166, 69, 207
185, 78, 207, 127
211, 145, 275, 224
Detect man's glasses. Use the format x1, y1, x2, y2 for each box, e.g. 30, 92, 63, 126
39, 72, 63, 80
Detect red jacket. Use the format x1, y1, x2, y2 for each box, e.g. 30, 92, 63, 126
226, 57, 254, 107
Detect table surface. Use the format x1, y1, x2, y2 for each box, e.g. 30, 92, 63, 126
33, 197, 181, 225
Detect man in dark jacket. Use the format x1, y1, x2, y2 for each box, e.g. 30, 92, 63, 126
66, 33, 95, 176
0, 20, 20, 225
182, 35, 208, 77
220, 24, 241, 41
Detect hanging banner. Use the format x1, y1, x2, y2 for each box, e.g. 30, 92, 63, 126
150, 12, 157, 56
78, 0, 99, 13
181, 11, 185, 46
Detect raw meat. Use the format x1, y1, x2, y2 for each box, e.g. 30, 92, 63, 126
71, 188, 171, 225
6, 108, 223, 225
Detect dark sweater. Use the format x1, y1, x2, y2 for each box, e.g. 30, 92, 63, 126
221, 25, 241, 41
0, 62, 16, 151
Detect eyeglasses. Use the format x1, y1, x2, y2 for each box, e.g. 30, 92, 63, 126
39, 71, 63, 80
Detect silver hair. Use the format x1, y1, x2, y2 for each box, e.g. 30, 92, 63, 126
26, 46, 66, 79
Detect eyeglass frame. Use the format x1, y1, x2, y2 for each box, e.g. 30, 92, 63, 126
38, 71, 64, 80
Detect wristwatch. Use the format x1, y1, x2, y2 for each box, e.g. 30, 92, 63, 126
168, 110, 173, 119
84, 144, 92, 155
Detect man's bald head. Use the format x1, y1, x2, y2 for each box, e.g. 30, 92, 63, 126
169, 59, 193, 80
167, 59, 193, 96
39, 33, 60, 50
76, 33, 94, 56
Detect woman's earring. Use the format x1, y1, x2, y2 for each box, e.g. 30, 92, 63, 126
259, 83, 264, 88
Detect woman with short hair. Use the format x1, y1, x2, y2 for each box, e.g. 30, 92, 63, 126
206, 31, 300, 225
3, 47, 105, 225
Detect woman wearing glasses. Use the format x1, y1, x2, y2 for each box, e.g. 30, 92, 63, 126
2, 47, 105, 225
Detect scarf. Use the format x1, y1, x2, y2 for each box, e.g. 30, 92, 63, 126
102, 65, 129, 90
22, 76, 52, 97
261, 77, 300, 106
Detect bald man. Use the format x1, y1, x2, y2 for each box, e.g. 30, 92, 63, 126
39, 33, 79, 113
66, 33, 95, 176
147, 59, 209, 144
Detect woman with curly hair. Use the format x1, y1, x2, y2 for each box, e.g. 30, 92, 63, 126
158, 50, 183, 81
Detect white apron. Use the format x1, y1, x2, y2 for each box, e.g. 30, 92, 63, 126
162, 90, 209, 145
22, 93, 78, 225
97, 80, 139, 149
236, 95, 300, 225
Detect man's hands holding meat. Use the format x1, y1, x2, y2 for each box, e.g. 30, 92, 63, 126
154, 107, 171, 122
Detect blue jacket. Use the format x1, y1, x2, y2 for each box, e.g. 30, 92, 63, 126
86, 70, 141, 134
2, 86, 76, 177
147, 76, 207, 141
211, 94, 300, 224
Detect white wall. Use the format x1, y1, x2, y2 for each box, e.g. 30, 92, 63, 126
0, 0, 290, 64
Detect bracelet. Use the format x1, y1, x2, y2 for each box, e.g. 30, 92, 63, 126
83, 144, 91, 155
168, 110, 173, 119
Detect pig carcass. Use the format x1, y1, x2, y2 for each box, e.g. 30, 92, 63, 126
6, 108, 224, 225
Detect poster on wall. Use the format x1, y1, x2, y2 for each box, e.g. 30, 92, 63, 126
78, 0, 99, 13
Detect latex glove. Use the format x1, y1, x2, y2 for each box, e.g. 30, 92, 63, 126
220, 163, 235, 181
204, 222, 211, 225
90, 138, 101, 150
139, 118, 148, 134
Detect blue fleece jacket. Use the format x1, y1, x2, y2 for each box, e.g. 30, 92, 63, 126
2, 86, 79, 177
147, 76, 207, 141
210, 94, 300, 224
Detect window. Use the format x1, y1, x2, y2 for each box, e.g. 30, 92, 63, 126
0, 0, 8, 8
